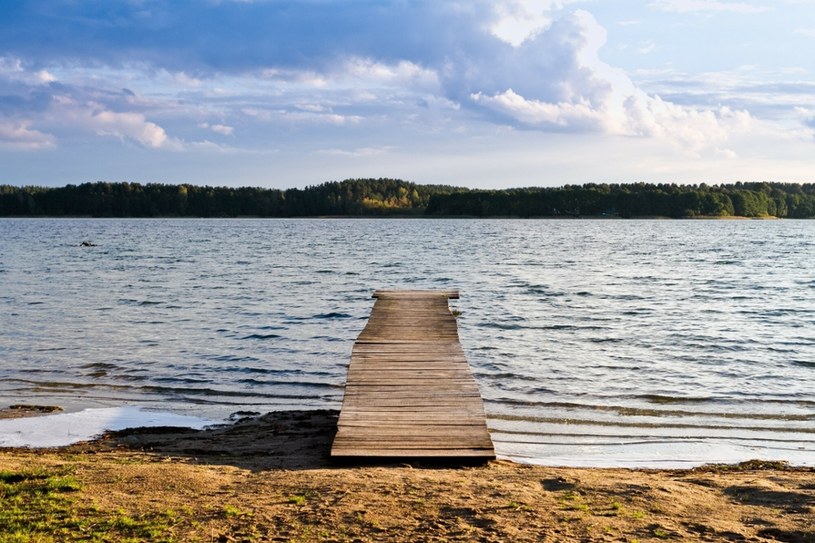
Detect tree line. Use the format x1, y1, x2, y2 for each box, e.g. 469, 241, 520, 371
0, 179, 459, 217
1, 179, 814, 218
426, 182, 815, 218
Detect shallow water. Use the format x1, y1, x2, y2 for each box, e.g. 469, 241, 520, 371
1, 218, 814, 466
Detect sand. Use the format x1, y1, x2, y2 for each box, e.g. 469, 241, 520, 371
1, 409, 814, 542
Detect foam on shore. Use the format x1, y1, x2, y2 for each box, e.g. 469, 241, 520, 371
0, 406, 213, 448
498, 438, 815, 469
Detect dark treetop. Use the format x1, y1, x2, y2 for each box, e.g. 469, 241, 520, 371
2, 179, 814, 218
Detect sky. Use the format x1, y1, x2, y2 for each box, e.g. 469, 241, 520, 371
1, 0, 815, 189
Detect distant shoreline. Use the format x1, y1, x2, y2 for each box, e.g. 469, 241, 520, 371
0, 214, 791, 220
3, 179, 814, 218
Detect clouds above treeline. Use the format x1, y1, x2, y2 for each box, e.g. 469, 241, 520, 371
1, 0, 814, 187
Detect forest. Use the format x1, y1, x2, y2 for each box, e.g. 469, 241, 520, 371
1, 179, 815, 218
0, 179, 456, 217
426, 182, 815, 218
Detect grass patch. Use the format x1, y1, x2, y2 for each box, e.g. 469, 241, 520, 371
630, 510, 647, 520
505, 500, 533, 511
287, 494, 307, 506
558, 491, 591, 513
694, 459, 794, 473
223, 503, 253, 518
0, 467, 188, 542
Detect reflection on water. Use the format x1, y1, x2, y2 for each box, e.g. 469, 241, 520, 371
1, 218, 814, 467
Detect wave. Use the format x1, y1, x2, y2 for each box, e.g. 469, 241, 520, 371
313, 312, 354, 319
241, 333, 283, 340
484, 397, 815, 422
490, 428, 815, 445
488, 413, 815, 434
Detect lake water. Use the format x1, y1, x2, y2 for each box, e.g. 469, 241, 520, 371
1, 218, 814, 467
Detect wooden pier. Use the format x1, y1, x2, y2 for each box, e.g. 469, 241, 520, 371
331, 290, 494, 460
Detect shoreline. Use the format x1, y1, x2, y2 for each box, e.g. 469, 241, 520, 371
4, 405, 814, 470
1, 409, 813, 542
0, 214, 792, 219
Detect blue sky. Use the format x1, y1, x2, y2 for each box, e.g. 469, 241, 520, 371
2, 0, 814, 189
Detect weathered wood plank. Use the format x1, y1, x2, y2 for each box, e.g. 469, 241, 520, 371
373, 289, 460, 299
331, 289, 494, 461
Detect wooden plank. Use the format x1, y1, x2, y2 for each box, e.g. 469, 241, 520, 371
341, 390, 483, 398
332, 449, 492, 458
334, 431, 493, 442
331, 289, 494, 461
373, 289, 460, 299
334, 437, 494, 447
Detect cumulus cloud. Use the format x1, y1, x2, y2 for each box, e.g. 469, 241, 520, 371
459, 9, 753, 154
622, 95, 752, 153
0, 120, 55, 150
48, 96, 178, 149
0, 55, 186, 150
90, 109, 169, 148
0, 1, 781, 159
489, 0, 603, 46
471, 89, 602, 130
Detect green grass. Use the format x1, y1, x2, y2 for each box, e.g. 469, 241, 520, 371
222, 503, 253, 518
286, 494, 307, 506
0, 467, 186, 542
630, 510, 647, 520
558, 491, 591, 513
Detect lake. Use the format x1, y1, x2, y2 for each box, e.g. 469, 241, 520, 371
1, 218, 813, 467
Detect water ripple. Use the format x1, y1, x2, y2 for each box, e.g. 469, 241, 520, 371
2, 217, 814, 467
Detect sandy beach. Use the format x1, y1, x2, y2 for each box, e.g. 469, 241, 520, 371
1, 409, 813, 542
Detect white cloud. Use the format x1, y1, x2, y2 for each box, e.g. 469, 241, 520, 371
47, 96, 177, 149
489, 0, 589, 46
0, 121, 56, 150
172, 71, 203, 88
471, 89, 602, 129
210, 123, 234, 136
0, 56, 57, 86
240, 108, 274, 122
0, 1, 805, 180
342, 58, 439, 89
490, 0, 553, 46
36, 70, 56, 83
185, 139, 247, 153
317, 146, 392, 157
649, 0, 771, 14
623, 95, 753, 154
239, 106, 361, 126
199, 122, 235, 136
90, 109, 170, 148
465, 10, 756, 156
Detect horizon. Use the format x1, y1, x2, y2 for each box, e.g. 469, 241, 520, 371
4, 178, 815, 192
2, 1, 815, 189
